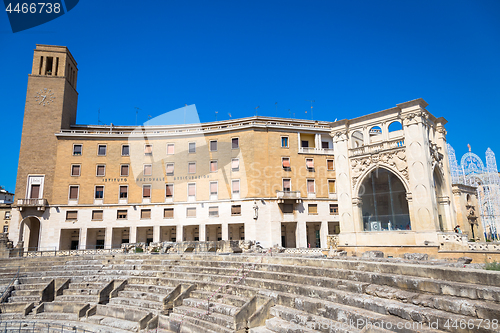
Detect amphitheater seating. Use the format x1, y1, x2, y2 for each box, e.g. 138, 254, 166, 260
0, 253, 499, 333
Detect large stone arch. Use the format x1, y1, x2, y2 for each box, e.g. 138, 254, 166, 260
19, 215, 42, 251
353, 162, 410, 197
356, 166, 411, 232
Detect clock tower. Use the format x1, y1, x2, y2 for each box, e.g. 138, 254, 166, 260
15, 44, 79, 205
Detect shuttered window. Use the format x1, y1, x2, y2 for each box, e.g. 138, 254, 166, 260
188, 183, 196, 197
283, 179, 291, 191
121, 165, 129, 176
282, 158, 290, 168
306, 159, 314, 169
187, 207, 196, 217
166, 163, 174, 175
210, 140, 217, 151
95, 186, 104, 199
232, 180, 240, 194
166, 184, 174, 197
308, 204, 317, 215
231, 159, 239, 171
210, 160, 217, 172
98, 145, 106, 156
73, 144, 82, 155
164, 208, 174, 218
143, 185, 151, 198
167, 144, 175, 155
66, 211, 77, 220
232, 138, 239, 149
327, 159, 334, 171
307, 179, 315, 193
92, 210, 103, 220
117, 210, 127, 219
69, 186, 79, 199
188, 162, 196, 174
141, 209, 151, 219
144, 164, 152, 176
122, 145, 130, 156
119, 186, 128, 198
71, 165, 80, 176
96, 165, 105, 176
210, 182, 218, 195
209, 206, 219, 217
231, 205, 241, 216
328, 180, 336, 193
144, 144, 152, 155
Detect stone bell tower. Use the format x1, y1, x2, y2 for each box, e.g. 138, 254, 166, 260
15, 44, 78, 206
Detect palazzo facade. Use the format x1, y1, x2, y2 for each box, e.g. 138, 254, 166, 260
10, 45, 460, 252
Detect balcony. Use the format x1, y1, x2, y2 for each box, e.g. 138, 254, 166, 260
349, 138, 405, 157
276, 190, 302, 203
17, 198, 48, 211
299, 147, 335, 155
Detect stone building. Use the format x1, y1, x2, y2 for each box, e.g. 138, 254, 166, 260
0, 187, 14, 234
10, 45, 459, 252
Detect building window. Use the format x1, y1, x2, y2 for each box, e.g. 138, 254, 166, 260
328, 180, 336, 193
306, 158, 314, 171
144, 164, 152, 176
141, 209, 151, 219
210, 181, 218, 196
73, 144, 82, 156
330, 204, 339, 215
327, 159, 334, 171
143, 185, 151, 198
164, 208, 174, 219
281, 137, 289, 148
122, 145, 130, 156
69, 186, 79, 200
4, 212, 11, 219
302, 140, 309, 148
71, 165, 81, 176
282, 157, 291, 170
307, 179, 315, 193
231, 159, 239, 172
210, 160, 217, 173
97, 145, 107, 156
92, 210, 103, 221
166, 163, 174, 175
210, 140, 217, 151
232, 138, 239, 149
96, 165, 106, 176
188, 183, 196, 198
120, 164, 129, 177
188, 162, 196, 174
231, 205, 241, 216
308, 204, 318, 215
66, 211, 78, 220
3, 226, 8, 233
95, 186, 104, 199
187, 207, 196, 218
166, 184, 174, 198
167, 143, 175, 155
119, 185, 128, 199
232, 180, 240, 195
283, 178, 291, 192
117, 210, 128, 219
189, 142, 196, 153
209, 206, 219, 217
144, 144, 152, 155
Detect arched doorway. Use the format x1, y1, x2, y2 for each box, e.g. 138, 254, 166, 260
20, 216, 41, 251
359, 168, 411, 231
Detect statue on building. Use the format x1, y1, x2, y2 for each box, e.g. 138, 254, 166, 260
253, 201, 258, 220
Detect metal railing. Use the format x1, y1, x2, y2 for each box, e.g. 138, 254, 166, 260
0, 321, 95, 333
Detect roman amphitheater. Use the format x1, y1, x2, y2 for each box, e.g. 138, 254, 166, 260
0, 240, 499, 333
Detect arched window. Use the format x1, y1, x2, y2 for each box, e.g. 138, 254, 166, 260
351, 131, 364, 148
359, 168, 410, 231
388, 121, 403, 132
369, 126, 383, 143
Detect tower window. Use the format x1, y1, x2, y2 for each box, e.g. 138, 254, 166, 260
45, 57, 53, 75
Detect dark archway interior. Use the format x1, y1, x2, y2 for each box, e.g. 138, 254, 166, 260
360, 168, 411, 231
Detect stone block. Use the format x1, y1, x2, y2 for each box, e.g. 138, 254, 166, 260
403, 253, 428, 261
361, 251, 384, 259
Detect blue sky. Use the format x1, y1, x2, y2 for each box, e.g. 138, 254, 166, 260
1, 0, 499, 193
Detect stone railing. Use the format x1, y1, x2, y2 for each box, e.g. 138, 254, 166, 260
349, 138, 405, 157
16, 198, 47, 210
298, 147, 335, 155
283, 248, 325, 255
276, 190, 301, 200
468, 242, 500, 252
23, 247, 124, 258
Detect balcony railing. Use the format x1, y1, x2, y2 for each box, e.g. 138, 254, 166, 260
299, 147, 335, 155
276, 190, 301, 201
17, 198, 47, 210
349, 138, 405, 157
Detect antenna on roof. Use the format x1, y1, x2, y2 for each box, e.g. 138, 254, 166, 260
215, 111, 218, 121
306, 100, 315, 120
134, 107, 141, 125
255, 106, 260, 116
97, 108, 102, 125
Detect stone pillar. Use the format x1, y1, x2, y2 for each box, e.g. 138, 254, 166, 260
79, 227, 87, 250
296, 221, 307, 248
199, 224, 206, 242
129, 226, 137, 244
153, 225, 160, 243
104, 226, 112, 249
177, 225, 183, 242
221, 222, 229, 241
400, 100, 440, 236
331, 125, 357, 245
320, 220, 328, 248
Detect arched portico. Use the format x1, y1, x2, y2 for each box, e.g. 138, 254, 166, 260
19, 216, 41, 251
356, 166, 411, 232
